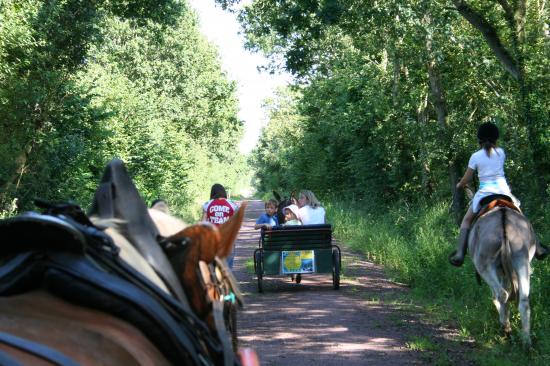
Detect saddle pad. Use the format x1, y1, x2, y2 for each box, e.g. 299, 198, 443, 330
477, 198, 521, 219
88, 159, 189, 306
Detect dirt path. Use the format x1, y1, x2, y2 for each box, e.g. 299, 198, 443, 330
233, 200, 474, 366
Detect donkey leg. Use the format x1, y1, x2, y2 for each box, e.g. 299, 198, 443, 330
480, 268, 510, 335
516, 262, 532, 348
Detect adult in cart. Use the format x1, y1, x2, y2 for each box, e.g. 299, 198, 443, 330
297, 190, 326, 225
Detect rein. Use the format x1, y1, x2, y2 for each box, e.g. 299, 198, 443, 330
197, 257, 243, 365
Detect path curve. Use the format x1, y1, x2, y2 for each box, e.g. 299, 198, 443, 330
232, 200, 473, 366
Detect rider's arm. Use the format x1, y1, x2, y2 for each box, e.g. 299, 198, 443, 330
456, 168, 474, 189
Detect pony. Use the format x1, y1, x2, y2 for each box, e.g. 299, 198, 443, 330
469, 199, 537, 348
273, 190, 297, 225
0, 159, 257, 365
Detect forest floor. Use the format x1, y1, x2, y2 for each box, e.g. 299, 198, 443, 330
233, 200, 477, 366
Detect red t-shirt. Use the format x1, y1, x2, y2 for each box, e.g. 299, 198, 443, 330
203, 198, 238, 226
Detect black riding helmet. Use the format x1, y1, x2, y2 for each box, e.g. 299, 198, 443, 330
477, 122, 499, 144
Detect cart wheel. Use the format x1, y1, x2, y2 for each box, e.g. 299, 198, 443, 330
254, 251, 263, 293
332, 249, 340, 290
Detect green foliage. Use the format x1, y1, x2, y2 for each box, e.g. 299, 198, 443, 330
0, 0, 251, 219
245, 0, 548, 207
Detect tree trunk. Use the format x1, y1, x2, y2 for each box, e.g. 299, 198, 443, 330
425, 28, 463, 224
0, 145, 32, 211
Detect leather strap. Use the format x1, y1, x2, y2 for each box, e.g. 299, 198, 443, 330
212, 300, 234, 366
214, 256, 244, 307
0, 331, 79, 366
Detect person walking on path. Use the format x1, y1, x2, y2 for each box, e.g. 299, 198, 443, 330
202, 183, 240, 267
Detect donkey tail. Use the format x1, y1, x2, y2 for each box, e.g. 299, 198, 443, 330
500, 208, 518, 301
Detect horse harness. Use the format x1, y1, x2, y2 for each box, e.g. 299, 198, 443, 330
0, 203, 239, 366
199, 257, 244, 365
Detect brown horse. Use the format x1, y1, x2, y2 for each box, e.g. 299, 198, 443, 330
0, 160, 257, 365
0, 203, 254, 365
469, 202, 536, 348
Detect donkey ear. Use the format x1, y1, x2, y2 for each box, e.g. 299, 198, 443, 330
273, 191, 281, 202
217, 202, 247, 258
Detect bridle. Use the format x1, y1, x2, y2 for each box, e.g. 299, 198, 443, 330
160, 233, 244, 365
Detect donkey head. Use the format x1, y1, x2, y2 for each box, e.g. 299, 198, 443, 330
273, 191, 297, 224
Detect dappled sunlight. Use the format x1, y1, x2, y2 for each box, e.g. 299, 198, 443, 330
230, 201, 430, 365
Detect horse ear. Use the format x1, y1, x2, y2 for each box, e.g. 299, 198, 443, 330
217, 202, 247, 258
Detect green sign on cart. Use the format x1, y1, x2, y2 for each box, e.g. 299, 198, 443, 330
281, 250, 315, 274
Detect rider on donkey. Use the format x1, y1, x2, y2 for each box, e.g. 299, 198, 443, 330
449, 121, 549, 266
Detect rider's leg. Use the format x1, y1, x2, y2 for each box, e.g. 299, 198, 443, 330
449, 207, 474, 267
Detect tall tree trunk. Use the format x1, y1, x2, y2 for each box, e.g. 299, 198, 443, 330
425, 24, 463, 224
417, 92, 433, 196
0, 145, 32, 212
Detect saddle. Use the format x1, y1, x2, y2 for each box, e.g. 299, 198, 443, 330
0, 213, 219, 365
474, 194, 521, 223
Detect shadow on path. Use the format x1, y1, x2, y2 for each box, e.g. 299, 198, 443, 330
232, 200, 473, 366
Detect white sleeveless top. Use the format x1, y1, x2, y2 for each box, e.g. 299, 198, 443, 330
298, 205, 326, 225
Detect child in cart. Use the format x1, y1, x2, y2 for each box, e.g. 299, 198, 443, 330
282, 204, 303, 283
282, 204, 302, 226
254, 199, 279, 230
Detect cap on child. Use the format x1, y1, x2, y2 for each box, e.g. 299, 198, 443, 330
284, 204, 300, 219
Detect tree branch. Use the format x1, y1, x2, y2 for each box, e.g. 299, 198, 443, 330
495, 0, 514, 20
452, 0, 520, 79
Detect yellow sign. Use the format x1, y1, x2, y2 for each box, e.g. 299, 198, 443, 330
281, 250, 315, 274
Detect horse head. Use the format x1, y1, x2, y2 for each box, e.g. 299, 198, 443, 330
90, 159, 245, 353
149, 201, 246, 350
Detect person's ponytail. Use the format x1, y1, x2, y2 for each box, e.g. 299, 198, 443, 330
482, 141, 495, 157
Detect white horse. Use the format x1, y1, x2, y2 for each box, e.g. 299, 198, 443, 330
469, 203, 536, 348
